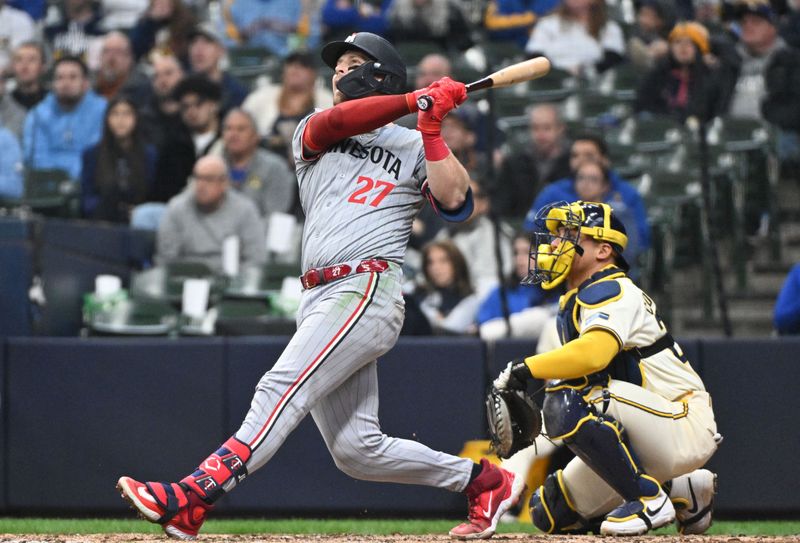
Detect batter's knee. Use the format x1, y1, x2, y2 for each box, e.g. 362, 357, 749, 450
542, 387, 590, 439
530, 471, 585, 534
326, 432, 386, 480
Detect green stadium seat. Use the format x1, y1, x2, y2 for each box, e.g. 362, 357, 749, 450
85, 298, 178, 336
0, 168, 80, 217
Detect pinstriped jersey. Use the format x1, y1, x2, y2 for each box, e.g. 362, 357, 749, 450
558, 267, 706, 401
293, 111, 427, 271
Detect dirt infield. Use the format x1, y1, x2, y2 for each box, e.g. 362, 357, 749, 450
2, 536, 800, 543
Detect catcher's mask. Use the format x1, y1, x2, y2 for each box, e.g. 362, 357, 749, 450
523, 201, 629, 290
321, 32, 406, 99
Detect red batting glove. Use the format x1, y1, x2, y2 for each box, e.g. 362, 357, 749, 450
403, 80, 441, 113
416, 77, 467, 135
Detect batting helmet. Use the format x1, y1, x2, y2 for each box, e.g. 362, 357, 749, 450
524, 201, 629, 290
321, 32, 406, 99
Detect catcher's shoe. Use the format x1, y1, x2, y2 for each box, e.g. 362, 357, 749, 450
669, 469, 717, 534
600, 487, 675, 536
449, 458, 526, 540
117, 476, 212, 540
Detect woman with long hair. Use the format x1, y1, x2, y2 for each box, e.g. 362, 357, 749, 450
81, 96, 157, 223
415, 240, 481, 335
525, 0, 625, 76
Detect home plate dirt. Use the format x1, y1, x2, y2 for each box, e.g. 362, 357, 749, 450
1, 536, 800, 542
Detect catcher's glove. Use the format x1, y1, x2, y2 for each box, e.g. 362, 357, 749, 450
486, 386, 542, 459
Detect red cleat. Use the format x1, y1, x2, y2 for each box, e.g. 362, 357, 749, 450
117, 476, 212, 540
449, 459, 526, 540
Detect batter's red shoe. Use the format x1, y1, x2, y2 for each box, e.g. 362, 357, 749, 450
117, 476, 212, 540
449, 459, 526, 540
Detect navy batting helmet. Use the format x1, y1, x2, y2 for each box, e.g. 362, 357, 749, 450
321, 32, 406, 99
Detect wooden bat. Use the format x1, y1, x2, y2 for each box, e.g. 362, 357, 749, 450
417, 56, 551, 111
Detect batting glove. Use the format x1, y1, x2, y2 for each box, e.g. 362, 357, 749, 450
416, 77, 467, 135
494, 359, 532, 391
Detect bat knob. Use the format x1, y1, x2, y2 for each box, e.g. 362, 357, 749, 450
417, 95, 433, 111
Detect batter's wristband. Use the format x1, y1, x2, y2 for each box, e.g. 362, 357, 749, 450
422, 132, 450, 162
405, 92, 420, 113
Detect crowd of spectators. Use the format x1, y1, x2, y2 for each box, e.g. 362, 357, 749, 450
0, 0, 799, 338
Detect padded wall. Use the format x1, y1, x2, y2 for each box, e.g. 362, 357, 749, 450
701, 338, 800, 514
0, 219, 33, 336
5, 338, 226, 512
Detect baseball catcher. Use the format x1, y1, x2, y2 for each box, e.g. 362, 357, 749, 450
491, 200, 721, 536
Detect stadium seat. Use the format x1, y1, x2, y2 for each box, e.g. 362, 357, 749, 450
212, 299, 295, 336
0, 169, 80, 218
130, 262, 224, 306
85, 298, 178, 336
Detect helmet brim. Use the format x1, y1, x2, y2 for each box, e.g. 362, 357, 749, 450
321, 41, 374, 70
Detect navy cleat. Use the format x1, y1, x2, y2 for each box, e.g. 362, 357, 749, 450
600, 486, 675, 536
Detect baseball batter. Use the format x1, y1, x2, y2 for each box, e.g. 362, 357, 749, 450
117, 33, 524, 541
493, 200, 720, 536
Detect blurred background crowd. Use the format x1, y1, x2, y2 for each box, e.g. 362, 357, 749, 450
1, 0, 799, 339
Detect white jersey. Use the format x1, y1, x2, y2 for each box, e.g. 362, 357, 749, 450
559, 267, 706, 402
293, 112, 428, 271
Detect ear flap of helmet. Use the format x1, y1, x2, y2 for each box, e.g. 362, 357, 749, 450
336, 61, 403, 99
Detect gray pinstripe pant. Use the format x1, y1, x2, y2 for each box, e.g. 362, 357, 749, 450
231, 267, 473, 492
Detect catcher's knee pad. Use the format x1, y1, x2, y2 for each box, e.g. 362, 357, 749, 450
530, 471, 585, 534
542, 387, 590, 439
559, 409, 659, 502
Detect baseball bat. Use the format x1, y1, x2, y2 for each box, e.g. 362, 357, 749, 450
417, 56, 551, 111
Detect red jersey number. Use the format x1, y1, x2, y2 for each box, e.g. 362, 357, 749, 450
347, 175, 396, 207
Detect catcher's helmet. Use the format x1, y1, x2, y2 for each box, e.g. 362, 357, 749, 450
524, 201, 629, 290
321, 32, 406, 99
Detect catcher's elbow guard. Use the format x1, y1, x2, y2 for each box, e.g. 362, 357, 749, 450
486, 386, 542, 459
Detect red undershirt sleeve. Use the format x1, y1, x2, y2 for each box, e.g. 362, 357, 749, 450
303, 94, 417, 154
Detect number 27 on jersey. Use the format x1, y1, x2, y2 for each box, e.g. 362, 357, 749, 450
348, 175, 396, 207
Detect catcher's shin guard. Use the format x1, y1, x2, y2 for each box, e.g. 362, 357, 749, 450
180, 436, 252, 502
543, 387, 659, 502
530, 470, 595, 534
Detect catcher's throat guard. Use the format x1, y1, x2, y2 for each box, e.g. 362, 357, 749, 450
523, 201, 629, 290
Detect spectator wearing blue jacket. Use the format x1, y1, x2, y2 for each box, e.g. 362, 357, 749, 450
477, 232, 559, 340
0, 125, 23, 198
483, 0, 561, 48
775, 263, 800, 335
22, 56, 107, 181
222, 0, 320, 57
523, 134, 651, 276
322, 0, 392, 42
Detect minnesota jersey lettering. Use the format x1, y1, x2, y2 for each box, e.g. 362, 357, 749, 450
327, 137, 403, 179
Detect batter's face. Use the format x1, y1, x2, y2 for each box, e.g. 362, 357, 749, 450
332, 50, 371, 105
426, 246, 455, 288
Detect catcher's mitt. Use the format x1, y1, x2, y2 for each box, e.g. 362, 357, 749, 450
486, 386, 542, 459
